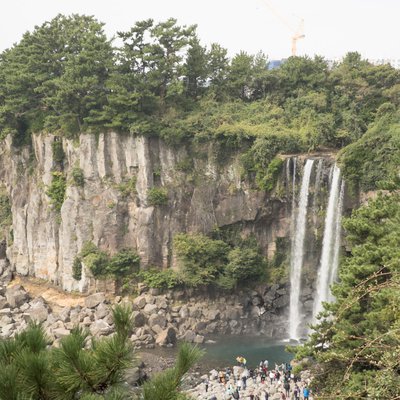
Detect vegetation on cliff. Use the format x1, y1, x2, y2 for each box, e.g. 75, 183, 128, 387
0, 15, 399, 187
293, 193, 400, 398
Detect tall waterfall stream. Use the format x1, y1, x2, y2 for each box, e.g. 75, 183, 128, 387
287, 158, 344, 340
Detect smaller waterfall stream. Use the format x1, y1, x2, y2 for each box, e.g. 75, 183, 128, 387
312, 165, 344, 321
289, 159, 314, 340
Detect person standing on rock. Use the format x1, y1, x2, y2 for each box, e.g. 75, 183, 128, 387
303, 384, 310, 400
293, 384, 300, 400
284, 380, 290, 398
232, 388, 240, 400
204, 377, 209, 393
263, 390, 269, 400
237, 378, 242, 392
269, 370, 275, 384
242, 373, 247, 389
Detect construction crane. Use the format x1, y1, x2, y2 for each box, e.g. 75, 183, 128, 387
257, 0, 305, 56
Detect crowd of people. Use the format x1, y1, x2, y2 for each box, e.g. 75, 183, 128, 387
192, 358, 311, 400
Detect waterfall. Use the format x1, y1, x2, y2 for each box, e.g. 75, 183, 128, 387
289, 159, 314, 340
312, 159, 323, 226
312, 165, 344, 321
328, 180, 345, 303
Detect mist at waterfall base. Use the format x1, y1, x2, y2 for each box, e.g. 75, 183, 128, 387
146, 336, 292, 372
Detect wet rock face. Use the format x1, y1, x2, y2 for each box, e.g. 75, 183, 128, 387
0, 133, 293, 293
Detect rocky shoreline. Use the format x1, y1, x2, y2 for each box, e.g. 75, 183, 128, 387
0, 267, 292, 349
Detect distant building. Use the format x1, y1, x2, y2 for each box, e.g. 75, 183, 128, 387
267, 59, 287, 70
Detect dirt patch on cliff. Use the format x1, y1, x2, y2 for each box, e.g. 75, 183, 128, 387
9, 276, 85, 312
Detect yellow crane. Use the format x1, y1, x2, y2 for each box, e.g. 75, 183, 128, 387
257, 0, 305, 56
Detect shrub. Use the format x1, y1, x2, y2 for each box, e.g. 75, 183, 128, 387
256, 157, 284, 192
174, 233, 230, 287
117, 176, 137, 197
72, 257, 82, 280
226, 246, 265, 282
83, 251, 109, 277
78, 241, 108, 277
46, 171, 66, 212
51, 139, 64, 164
107, 249, 140, 276
0, 188, 12, 238
71, 166, 84, 187
138, 268, 181, 290
147, 187, 168, 206
76, 242, 141, 279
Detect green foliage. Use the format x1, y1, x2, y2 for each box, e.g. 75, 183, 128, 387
0, 10, 397, 164
255, 157, 284, 191
0, 187, 11, 239
293, 193, 400, 399
142, 342, 203, 400
174, 233, 229, 287
147, 187, 168, 206
339, 110, 400, 191
107, 249, 140, 276
138, 268, 182, 290
0, 304, 135, 399
226, 246, 265, 282
76, 242, 140, 279
71, 166, 85, 187
117, 176, 137, 197
0, 309, 202, 400
173, 233, 266, 289
46, 171, 66, 212
73, 256, 82, 280
52, 139, 65, 164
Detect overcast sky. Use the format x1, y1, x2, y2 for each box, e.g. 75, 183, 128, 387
1, 0, 399, 61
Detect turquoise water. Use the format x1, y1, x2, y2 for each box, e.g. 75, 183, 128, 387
200, 336, 293, 370
149, 335, 293, 371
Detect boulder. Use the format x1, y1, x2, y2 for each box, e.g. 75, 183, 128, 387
90, 319, 112, 336
29, 303, 49, 323
95, 302, 109, 320
58, 307, 71, 323
181, 330, 196, 343
150, 324, 164, 334
133, 295, 147, 309
148, 314, 167, 329
156, 327, 177, 346
132, 311, 147, 327
204, 309, 220, 321
195, 321, 207, 332
143, 303, 158, 315
194, 334, 205, 344
5, 285, 28, 308
53, 328, 70, 338
224, 306, 240, 320
84, 293, 105, 309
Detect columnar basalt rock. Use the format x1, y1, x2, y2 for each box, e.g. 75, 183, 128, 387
0, 133, 296, 293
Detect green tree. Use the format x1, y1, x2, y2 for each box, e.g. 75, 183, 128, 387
294, 193, 400, 399
0, 305, 135, 399
142, 342, 203, 400
174, 233, 230, 287
183, 37, 208, 99
0, 14, 113, 137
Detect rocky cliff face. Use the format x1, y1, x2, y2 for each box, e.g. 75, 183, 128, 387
0, 133, 294, 292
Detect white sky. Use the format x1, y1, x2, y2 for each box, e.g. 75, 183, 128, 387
1, 0, 399, 61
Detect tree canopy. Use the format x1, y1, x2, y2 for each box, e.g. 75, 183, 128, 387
0, 14, 398, 158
